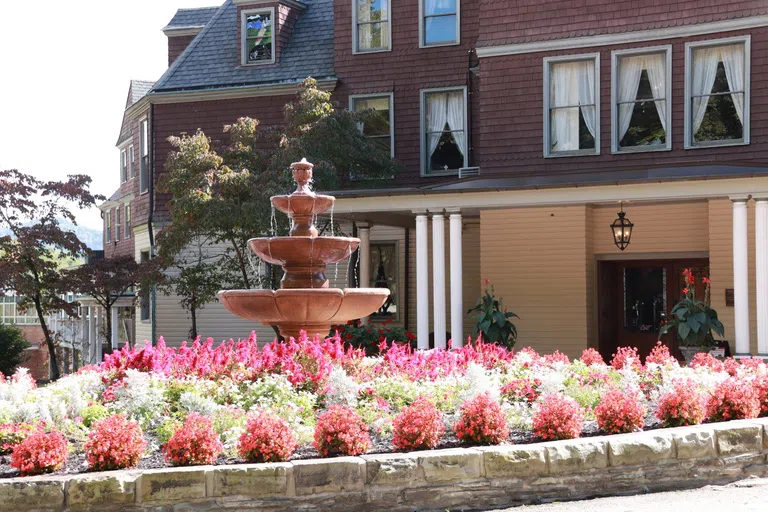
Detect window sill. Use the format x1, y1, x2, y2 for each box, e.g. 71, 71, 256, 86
611, 145, 672, 155
685, 139, 749, 150
352, 47, 392, 55
421, 169, 460, 177
420, 41, 460, 49
140, 190, 149, 196
544, 150, 600, 158
240, 60, 277, 67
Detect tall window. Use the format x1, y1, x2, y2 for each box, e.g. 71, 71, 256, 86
350, 94, 394, 156
124, 205, 131, 239
354, 0, 390, 53
242, 9, 274, 65
115, 209, 121, 241
139, 119, 148, 193
140, 251, 150, 321
685, 37, 750, 148
544, 55, 600, 156
370, 242, 398, 319
128, 145, 135, 179
105, 211, 111, 242
612, 47, 671, 152
422, 87, 467, 175
120, 149, 128, 183
421, 0, 459, 47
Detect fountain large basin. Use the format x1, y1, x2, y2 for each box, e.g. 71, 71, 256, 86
218, 288, 390, 339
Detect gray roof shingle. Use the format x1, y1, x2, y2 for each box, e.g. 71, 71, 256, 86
152, 0, 335, 93
163, 6, 219, 31
129, 80, 155, 105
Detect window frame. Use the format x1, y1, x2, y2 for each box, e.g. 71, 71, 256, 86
610, 45, 672, 154
105, 211, 111, 243
369, 239, 400, 322
128, 144, 135, 179
115, 208, 121, 242
124, 204, 131, 239
139, 117, 149, 194
241, 7, 276, 66
419, 0, 460, 48
684, 35, 751, 149
420, 86, 469, 177
351, 0, 392, 54
120, 147, 128, 183
543, 52, 601, 158
349, 92, 395, 157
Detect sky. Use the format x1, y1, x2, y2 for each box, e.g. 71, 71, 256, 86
0, 0, 221, 229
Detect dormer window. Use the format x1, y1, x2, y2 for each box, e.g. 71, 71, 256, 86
242, 8, 275, 65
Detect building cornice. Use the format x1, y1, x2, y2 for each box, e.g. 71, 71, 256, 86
162, 26, 205, 37
232, 0, 307, 10
99, 193, 136, 212
476, 14, 768, 58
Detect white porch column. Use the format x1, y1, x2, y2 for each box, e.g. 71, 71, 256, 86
415, 213, 430, 350
80, 311, 88, 365
96, 307, 104, 363
87, 306, 96, 365
756, 197, 768, 356
432, 213, 447, 349
732, 198, 751, 356
358, 223, 372, 326
449, 210, 464, 348
111, 307, 119, 350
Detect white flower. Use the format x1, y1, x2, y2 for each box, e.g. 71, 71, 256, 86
324, 366, 359, 407
179, 391, 220, 416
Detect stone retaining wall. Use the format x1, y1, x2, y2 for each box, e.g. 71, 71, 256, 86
3, 418, 768, 511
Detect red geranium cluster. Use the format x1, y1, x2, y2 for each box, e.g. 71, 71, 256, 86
594, 388, 646, 434
0, 422, 40, 455
645, 342, 676, 366
454, 392, 509, 445
163, 413, 223, 466
706, 377, 760, 422
688, 352, 725, 372
84, 414, 146, 471
754, 373, 768, 417
532, 394, 584, 441
10, 430, 69, 476
579, 348, 605, 366
611, 346, 642, 370
500, 377, 542, 403
238, 411, 298, 463
544, 350, 570, 365
655, 380, 706, 427
392, 397, 445, 451
314, 405, 371, 457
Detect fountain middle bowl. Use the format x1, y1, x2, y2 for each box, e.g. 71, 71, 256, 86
249, 236, 359, 266
271, 194, 336, 217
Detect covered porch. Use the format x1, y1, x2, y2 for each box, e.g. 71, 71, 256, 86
334, 175, 768, 359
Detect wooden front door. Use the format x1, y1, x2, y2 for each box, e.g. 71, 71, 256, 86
598, 259, 709, 362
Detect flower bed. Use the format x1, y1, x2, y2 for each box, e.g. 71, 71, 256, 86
0, 333, 767, 479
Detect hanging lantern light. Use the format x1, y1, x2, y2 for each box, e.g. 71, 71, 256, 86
611, 202, 634, 251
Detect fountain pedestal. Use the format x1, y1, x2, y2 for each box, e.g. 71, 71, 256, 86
218, 159, 389, 339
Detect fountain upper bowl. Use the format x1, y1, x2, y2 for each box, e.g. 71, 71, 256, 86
271, 194, 335, 217
249, 236, 359, 266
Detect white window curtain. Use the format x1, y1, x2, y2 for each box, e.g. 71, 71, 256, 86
644, 54, 667, 132
720, 44, 745, 125
550, 60, 596, 152
618, 54, 667, 141
691, 47, 721, 134
446, 92, 465, 158
426, 91, 464, 159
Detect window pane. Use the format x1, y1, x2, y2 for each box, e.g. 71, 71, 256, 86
424, 0, 456, 16
691, 45, 745, 144
620, 100, 666, 148
358, 0, 388, 22
694, 91, 744, 143
429, 131, 464, 171
623, 267, 666, 333
371, 243, 397, 317
358, 21, 389, 51
425, 14, 457, 44
425, 90, 465, 172
355, 97, 390, 137
550, 106, 595, 152
246, 12, 273, 63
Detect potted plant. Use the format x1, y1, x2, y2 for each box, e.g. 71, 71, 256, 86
468, 280, 519, 349
659, 269, 724, 363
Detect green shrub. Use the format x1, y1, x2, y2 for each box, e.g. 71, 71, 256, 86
80, 404, 110, 428
332, 320, 415, 356
155, 418, 183, 446
0, 323, 30, 376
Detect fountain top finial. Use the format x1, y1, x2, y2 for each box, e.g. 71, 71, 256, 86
291, 158, 314, 195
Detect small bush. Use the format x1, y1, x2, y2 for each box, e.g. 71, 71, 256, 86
594, 388, 646, 434
688, 352, 725, 372
755, 374, 768, 418
392, 397, 445, 451
332, 320, 415, 356
645, 342, 676, 366
655, 380, 705, 427
163, 413, 223, 466
532, 394, 584, 441
238, 411, 298, 463
0, 423, 39, 455
314, 405, 371, 457
84, 414, 146, 471
0, 323, 30, 377
80, 404, 110, 428
454, 392, 509, 445
706, 377, 760, 422
610, 346, 642, 370
10, 430, 69, 476
501, 378, 541, 403
155, 417, 183, 446
579, 348, 605, 366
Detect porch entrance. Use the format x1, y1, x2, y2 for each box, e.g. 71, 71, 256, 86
598, 258, 709, 361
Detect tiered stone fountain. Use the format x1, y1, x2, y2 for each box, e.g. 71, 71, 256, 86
218, 159, 390, 339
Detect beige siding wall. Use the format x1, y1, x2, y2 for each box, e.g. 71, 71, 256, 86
480, 206, 590, 358
133, 225, 152, 345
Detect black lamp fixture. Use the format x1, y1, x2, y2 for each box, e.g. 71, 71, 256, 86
611, 202, 634, 251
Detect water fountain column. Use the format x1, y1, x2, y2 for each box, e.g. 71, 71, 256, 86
415, 212, 430, 350
432, 212, 447, 350
358, 223, 372, 326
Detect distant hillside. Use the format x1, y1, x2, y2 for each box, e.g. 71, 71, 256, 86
0, 218, 102, 251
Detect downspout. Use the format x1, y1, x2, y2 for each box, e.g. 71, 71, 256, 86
467, 48, 476, 167
148, 102, 157, 345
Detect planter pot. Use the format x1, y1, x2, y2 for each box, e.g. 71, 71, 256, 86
679, 345, 708, 364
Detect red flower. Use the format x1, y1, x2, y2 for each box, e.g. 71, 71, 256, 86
702, 277, 712, 286
682, 287, 689, 295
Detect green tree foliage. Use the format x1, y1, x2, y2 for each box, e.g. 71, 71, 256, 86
0, 323, 30, 377
0, 170, 103, 380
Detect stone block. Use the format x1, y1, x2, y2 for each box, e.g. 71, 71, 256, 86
750, 417, 768, 450
713, 423, 763, 455
211, 463, 292, 498
415, 448, 483, 483
138, 466, 208, 503
0, 478, 64, 510
478, 445, 548, 478
293, 457, 365, 496
671, 427, 717, 460
543, 438, 609, 474
66, 471, 138, 508
608, 431, 674, 466
363, 452, 420, 487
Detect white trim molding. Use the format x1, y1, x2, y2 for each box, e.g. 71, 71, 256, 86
684, 35, 751, 149
349, 92, 395, 158
162, 26, 205, 37
419, 0, 461, 49
241, 7, 277, 66
420, 86, 469, 177
477, 15, 768, 58
351, 0, 392, 55
610, 45, 673, 154
233, 0, 306, 9
543, 52, 601, 158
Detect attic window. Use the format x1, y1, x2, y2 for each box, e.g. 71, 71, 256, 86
242, 8, 274, 65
